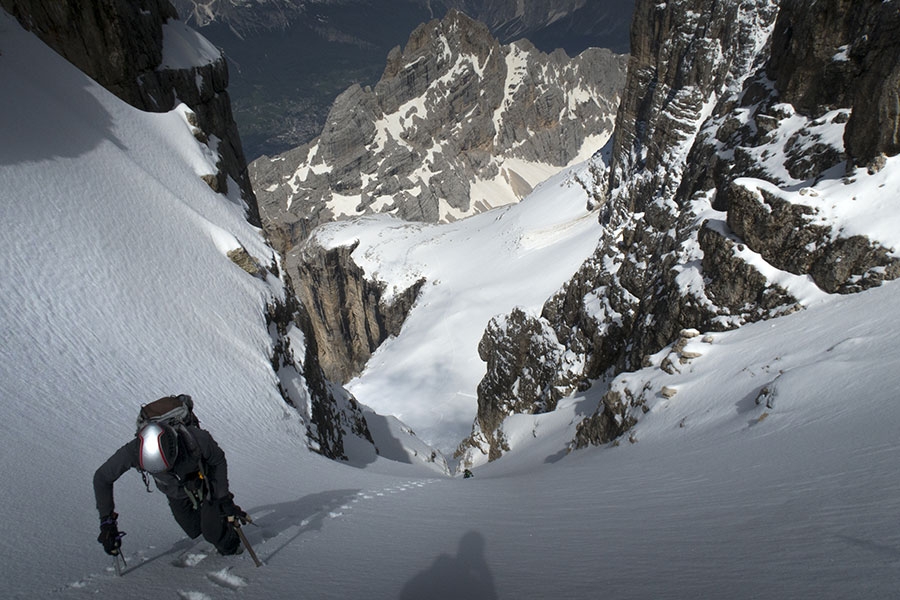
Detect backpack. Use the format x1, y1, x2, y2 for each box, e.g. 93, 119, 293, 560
136, 394, 200, 432
135, 395, 207, 501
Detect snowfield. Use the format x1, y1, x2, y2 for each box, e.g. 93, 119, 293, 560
308, 163, 604, 453
2, 10, 900, 600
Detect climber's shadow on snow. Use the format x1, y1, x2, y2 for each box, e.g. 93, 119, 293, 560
246, 489, 361, 563
399, 531, 497, 600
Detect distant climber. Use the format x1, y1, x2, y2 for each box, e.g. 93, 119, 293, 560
93, 395, 247, 557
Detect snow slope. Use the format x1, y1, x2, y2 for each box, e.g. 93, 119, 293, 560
2, 10, 900, 600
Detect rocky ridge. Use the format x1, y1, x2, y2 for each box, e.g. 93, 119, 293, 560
250, 9, 626, 250
170, 0, 634, 159
458, 0, 900, 464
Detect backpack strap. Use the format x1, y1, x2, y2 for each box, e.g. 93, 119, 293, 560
174, 424, 202, 463
173, 424, 211, 507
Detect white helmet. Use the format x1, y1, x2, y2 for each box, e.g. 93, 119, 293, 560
138, 422, 179, 473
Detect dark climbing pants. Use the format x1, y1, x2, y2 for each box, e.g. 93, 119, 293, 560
168, 496, 240, 554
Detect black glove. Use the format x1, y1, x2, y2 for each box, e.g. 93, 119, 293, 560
218, 495, 249, 524
97, 513, 124, 555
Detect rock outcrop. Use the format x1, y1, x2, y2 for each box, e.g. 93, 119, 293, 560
460, 0, 900, 462
0, 0, 259, 225
291, 241, 425, 384
265, 268, 375, 459
250, 9, 626, 253
458, 307, 585, 461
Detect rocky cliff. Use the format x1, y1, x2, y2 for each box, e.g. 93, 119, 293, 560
459, 0, 900, 463
0, 0, 259, 224
291, 242, 425, 383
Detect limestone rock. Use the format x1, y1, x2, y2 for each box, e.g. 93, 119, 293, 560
456, 307, 585, 461
471, 0, 900, 459
290, 240, 425, 384
250, 9, 627, 251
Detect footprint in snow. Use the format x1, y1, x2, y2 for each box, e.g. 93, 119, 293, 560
64, 575, 95, 590
172, 551, 208, 568
207, 567, 248, 590
177, 591, 212, 600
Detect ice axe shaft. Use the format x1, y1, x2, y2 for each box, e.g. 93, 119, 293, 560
230, 516, 262, 567
113, 550, 127, 576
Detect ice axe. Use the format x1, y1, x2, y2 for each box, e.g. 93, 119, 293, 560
106, 525, 127, 576
229, 514, 262, 567
112, 549, 127, 576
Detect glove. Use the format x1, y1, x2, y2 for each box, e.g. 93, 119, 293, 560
97, 513, 124, 555
218, 495, 249, 524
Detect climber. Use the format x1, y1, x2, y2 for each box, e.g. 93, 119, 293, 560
93, 395, 247, 557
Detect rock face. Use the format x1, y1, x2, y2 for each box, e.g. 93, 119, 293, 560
265, 269, 375, 460
291, 241, 425, 384
170, 0, 633, 159
459, 0, 900, 463
0, 0, 259, 225
766, 0, 900, 167
250, 9, 627, 252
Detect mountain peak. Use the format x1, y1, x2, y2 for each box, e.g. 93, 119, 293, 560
250, 9, 627, 256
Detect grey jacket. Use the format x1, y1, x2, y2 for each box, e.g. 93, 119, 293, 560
93, 426, 232, 518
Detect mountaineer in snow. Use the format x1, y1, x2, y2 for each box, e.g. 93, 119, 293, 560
93, 395, 248, 557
